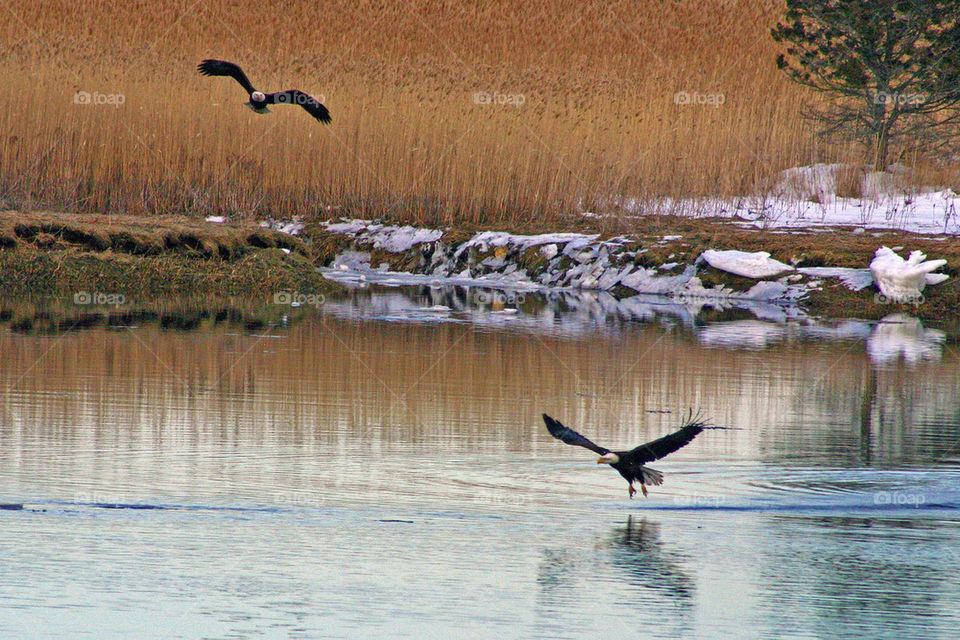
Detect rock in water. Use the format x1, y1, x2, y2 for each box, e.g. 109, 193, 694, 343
869, 246, 948, 303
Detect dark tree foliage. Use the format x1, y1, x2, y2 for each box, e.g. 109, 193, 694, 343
771, 0, 960, 170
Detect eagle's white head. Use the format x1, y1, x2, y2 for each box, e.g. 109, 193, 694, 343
251, 91, 266, 102
597, 452, 620, 465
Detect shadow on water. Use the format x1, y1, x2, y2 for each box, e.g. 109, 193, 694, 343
537, 516, 693, 602
536, 516, 695, 639
603, 516, 695, 601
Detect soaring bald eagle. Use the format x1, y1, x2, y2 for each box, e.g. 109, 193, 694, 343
197, 59, 331, 124
543, 412, 723, 498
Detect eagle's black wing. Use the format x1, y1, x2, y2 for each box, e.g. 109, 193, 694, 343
267, 90, 332, 124
543, 414, 610, 456
621, 414, 710, 464
198, 59, 255, 95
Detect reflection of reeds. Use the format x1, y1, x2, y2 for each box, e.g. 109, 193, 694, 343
0, 297, 312, 334
2, 315, 955, 464
2, 0, 879, 226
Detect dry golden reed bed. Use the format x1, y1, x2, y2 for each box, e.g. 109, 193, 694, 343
0, 0, 939, 227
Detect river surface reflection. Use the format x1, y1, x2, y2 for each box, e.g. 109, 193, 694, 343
1, 287, 958, 639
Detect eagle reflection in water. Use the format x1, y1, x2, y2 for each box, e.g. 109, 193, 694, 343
537, 516, 694, 605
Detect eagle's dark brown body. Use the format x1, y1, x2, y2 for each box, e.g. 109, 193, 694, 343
543, 413, 722, 498
198, 59, 331, 124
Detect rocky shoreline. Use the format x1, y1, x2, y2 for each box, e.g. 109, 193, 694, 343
308, 218, 954, 323
0, 210, 956, 325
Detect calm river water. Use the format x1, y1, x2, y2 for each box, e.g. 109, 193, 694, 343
1, 287, 959, 639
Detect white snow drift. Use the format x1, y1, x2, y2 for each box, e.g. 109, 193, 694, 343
315, 218, 951, 311
700, 250, 794, 279
869, 246, 949, 302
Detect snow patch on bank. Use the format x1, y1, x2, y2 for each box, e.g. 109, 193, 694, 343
602, 163, 960, 236
869, 246, 949, 302
700, 250, 794, 279
797, 267, 874, 291
316, 205, 949, 316
260, 218, 305, 236
318, 220, 816, 308
326, 220, 444, 253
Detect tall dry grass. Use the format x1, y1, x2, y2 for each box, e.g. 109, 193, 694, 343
0, 0, 896, 227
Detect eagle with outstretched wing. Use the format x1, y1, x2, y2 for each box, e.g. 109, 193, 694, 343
543, 412, 727, 498
198, 59, 331, 124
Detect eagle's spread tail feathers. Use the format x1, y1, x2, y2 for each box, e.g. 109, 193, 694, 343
245, 102, 270, 114
641, 467, 664, 486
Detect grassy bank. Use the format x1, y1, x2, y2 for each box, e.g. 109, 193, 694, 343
0, 211, 334, 297
5, 0, 956, 227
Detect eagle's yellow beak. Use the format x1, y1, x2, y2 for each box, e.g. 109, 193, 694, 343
597, 458, 606, 464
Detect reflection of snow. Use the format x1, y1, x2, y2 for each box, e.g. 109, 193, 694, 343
866, 314, 946, 366
317, 284, 887, 348
869, 246, 948, 302
697, 319, 873, 350
697, 320, 790, 350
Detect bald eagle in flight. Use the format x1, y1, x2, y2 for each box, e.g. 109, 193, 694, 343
543, 412, 724, 498
197, 59, 331, 124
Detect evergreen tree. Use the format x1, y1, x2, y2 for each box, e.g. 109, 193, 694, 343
772, 0, 960, 170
